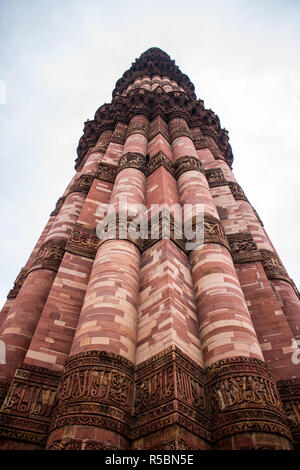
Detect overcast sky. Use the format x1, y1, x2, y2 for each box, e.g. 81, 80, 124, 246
0, 0, 299, 307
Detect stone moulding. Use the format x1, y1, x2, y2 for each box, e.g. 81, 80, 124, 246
27, 239, 67, 274
260, 249, 290, 283
277, 378, 300, 446
227, 232, 262, 264
67, 174, 94, 196
205, 168, 228, 188
47, 350, 135, 441
96, 161, 117, 183
117, 152, 148, 175
0, 349, 294, 449
188, 214, 230, 251
75, 87, 233, 171
206, 356, 292, 444
147, 151, 174, 177
65, 224, 99, 259
0, 363, 61, 446
174, 155, 204, 179
228, 181, 248, 202
132, 346, 211, 443
7, 267, 28, 299
148, 115, 170, 143
50, 196, 66, 217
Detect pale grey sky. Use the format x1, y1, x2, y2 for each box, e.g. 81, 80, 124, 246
0, 0, 300, 306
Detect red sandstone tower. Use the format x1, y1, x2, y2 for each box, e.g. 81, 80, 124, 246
0, 48, 299, 451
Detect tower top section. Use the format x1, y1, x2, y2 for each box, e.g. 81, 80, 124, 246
112, 47, 197, 100
75, 49, 233, 171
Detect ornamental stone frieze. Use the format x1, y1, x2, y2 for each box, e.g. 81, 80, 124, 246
126, 115, 149, 140
0, 363, 61, 446
27, 239, 67, 274
185, 214, 229, 251
67, 174, 94, 196
174, 155, 204, 179
65, 225, 99, 259
48, 440, 118, 450
98, 212, 145, 251
206, 357, 292, 444
277, 379, 300, 447
48, 351, 134, 439
117, 152, 148, 175
228, 181, 248, 201
0, 347, 295, 448
75, 90, 233, 171
50, 196, 66, 217
260, 249, 290, 283
147, 151, 174, 177
110, 123, 128, 145
96, 161, 117, 183
227, 232, 262, 264
169, 119, 193, 142
132, 346, 211, 443
205, 168, 228, 188
7, 267, 28, 299
148, 115, 170, 142
194, 137, 209, 150
142, 211, 185, 253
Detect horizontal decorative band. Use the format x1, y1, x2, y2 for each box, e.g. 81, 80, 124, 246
67, 174, 94, 196
277, 379, 300, 439
98, 213, 144, 251
148, 115, 170, 143
205, 356, 291, 443
7, 267, 28, 298
47, 439, 119, 450
194, 137, 209, 150
95, 161, 117, 183
185, 214, 229, 251
227, 232, 262, 264
174, 155, 204, 179
110, 124, 128, 145
147, 151, 174, 177
49, 350, 134, 436
260, 249, 290, 282
0, 363, 62, 445
228, 181, 248, 201
170, 128, 193, 142
117, 152, 148, 175
205, 168, 228, 188
50, 196, 66, 217
28, 238, 67, 274
142, 212, 185, 253
0, 348, 293, 447
97, 211, 229, 254
65, 225, 99, 259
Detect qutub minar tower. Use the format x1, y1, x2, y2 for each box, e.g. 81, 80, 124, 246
0, 48, 299, 451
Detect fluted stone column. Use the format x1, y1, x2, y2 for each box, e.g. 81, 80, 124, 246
170, 117, 292, 450
46, 114, 148, 450
198, 142, 300, 380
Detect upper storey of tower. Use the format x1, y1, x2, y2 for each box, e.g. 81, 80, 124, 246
75, 48, 233, 171
112, 48, 197, 100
